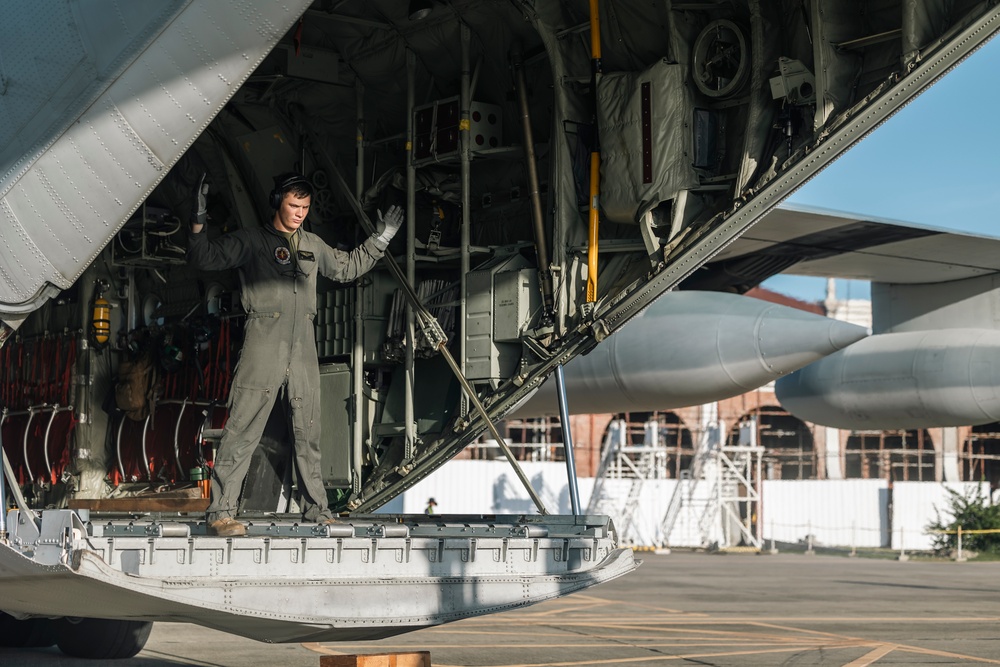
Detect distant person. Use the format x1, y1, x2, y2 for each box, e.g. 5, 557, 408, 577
425, 498, 438, 515
187, 172, 402, 537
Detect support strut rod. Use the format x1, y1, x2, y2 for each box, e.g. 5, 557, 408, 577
1, 409, 39, 533
555, 364, 582, 515
328, 164, 549, 515
511, 46, 555, 323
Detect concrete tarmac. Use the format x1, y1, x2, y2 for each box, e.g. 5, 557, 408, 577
4, 550, 1000, 666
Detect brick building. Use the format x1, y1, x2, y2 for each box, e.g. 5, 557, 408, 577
465, 286, 1000, 490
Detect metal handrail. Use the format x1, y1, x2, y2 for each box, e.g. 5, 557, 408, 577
22, 408, 35, 483
42, 405, 74, 478
173, 398, 188, 474
0, 408, 39, 532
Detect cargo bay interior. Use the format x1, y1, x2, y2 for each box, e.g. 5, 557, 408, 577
2, 3, 570, 513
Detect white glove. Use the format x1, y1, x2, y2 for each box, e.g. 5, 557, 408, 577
192, 173, 209, 229
373, 205, 403, 250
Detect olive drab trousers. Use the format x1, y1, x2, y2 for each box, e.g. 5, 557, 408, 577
209, 311, 331, 522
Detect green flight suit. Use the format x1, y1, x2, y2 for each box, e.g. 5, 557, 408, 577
188, 224, 385, 521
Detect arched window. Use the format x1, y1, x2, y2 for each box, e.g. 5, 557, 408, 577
498, 416, 561, 461
601, 411, 694, 479
962, 423, 1000, 489
727, 406, 815, 480
845, 430, 935, 481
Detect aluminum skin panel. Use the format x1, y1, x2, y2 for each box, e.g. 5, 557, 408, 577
873, 273, 1000, 334
0, 0, 314, 315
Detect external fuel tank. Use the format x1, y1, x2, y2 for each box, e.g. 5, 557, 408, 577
515, 291, 869, 416
776, 328, 1000, 429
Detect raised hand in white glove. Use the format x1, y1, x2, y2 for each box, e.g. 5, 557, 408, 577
372, 204, 403, 250
191, 173, 209, 231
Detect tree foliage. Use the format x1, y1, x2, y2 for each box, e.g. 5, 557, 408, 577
928, 486, 1000, 554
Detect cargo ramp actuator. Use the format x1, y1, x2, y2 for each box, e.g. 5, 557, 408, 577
0, 0, 998, 657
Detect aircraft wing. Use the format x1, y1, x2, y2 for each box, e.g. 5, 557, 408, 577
731, 205, 1000, 430
689, 203, 1000, 291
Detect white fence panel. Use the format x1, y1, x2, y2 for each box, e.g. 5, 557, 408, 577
891, 482, 988, 551
395, 460, 592, 515
762, 479, 888, 548
388, 463, 996, 553
662, 479, 727, 548
625, 480, 675, 546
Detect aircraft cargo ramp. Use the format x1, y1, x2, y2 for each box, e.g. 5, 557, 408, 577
0, 510, 635, 643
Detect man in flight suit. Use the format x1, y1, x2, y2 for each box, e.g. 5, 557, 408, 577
187, 173, 402, 537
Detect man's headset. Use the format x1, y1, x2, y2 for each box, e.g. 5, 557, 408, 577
269, 173, 314, 210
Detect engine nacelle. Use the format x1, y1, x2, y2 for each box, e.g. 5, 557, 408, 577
776, 328, 1000, 429
515, 291, 868, 416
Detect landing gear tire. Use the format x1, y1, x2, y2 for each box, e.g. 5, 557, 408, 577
56, 617, 153, 659
0, 612, 58, 648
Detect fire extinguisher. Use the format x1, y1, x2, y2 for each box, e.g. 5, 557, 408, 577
90, 279, 111, 349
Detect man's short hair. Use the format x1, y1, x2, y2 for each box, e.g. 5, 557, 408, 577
270, 173, 314, 209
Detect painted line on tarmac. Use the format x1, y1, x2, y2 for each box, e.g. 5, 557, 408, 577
553, 593, 618, 605
527, 601, 610, 617
844, 644, 899, 666
888, 643, 1000, 665
301, 643, 342, 655
597, 615, 1000, 623
471, 601, 694, 617
423, 628, 612, 638
309, 641, 848, 650
305, 603, 1000, 666
415, 632, 829, 645
750, 619, 871, 640
750, 619, 1000, 666
454, 644, 870, 666
136, 649, 220, 666
567, 598, 692, 615
601, 621, 823, 635
750, 620, 1000, 666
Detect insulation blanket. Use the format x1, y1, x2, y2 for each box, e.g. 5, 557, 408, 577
597, 59, 698, 224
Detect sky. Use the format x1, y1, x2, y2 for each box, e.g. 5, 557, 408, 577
761, 34, 1000, 303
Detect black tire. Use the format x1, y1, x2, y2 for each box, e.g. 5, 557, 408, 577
56, 617, 153, 660
0, 612, 58, 648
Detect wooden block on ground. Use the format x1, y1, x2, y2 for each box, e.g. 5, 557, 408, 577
320, 652, 431, 667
